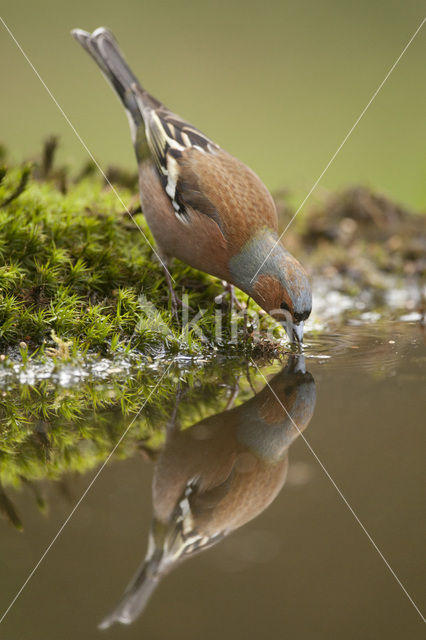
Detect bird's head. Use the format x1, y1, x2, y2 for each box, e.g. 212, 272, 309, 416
229, 230, 312, 344
253, 262, 312, 344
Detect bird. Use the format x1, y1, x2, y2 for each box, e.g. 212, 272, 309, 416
72, 27, 312, 343
99, 355, 316, 628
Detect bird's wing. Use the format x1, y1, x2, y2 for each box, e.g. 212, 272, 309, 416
132, 85, 278, 245
132, 87, 222, 225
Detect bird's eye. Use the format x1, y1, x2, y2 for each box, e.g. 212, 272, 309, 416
280, 301, 290, 312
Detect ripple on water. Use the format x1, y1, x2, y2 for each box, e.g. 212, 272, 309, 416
303, 323, 422, 373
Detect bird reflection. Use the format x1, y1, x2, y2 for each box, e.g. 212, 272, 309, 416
100, 355, 316, 629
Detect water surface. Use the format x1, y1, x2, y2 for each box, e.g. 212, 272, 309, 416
0, 322, 425, 639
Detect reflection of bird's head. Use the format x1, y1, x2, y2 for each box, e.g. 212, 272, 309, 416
233, 356, 314, 469
99, 355, 316, 629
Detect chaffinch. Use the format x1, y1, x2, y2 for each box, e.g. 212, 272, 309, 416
99, 355, 316, 628
72, 27, 312, 343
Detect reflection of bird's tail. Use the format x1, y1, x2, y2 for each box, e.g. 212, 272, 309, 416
99, 515, 190, 629
98, 546, 164, 629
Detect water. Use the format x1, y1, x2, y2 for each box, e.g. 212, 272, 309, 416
0, 322, 425, 639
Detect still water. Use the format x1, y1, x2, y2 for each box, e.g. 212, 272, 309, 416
0, 322, 425, 639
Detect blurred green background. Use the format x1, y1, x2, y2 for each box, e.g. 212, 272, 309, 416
1, 0, 425, 208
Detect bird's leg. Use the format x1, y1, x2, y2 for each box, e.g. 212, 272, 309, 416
228, 284, 239, 310
161, 261, 180, 318
160, 260, 194, 319
215, 281, 245, 312
243, 295, 252, 339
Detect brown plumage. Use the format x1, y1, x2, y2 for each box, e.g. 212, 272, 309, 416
72, 27, 312, 343
98, 355, 316, 628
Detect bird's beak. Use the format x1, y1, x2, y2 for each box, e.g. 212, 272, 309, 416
283, 320, 304, 345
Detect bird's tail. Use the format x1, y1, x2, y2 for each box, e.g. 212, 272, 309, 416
71, 27, 160, 134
